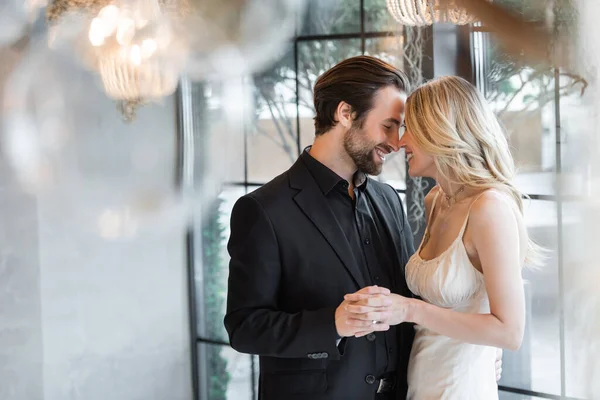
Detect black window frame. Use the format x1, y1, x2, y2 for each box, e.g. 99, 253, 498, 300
178, 2, 587, 399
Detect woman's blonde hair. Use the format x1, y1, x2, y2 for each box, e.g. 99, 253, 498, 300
405, 75, 544, 268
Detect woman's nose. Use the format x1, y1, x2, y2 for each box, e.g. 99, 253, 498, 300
399, 134, 407, 148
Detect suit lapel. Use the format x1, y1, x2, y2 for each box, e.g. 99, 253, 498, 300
365, 183, 404, 279
289, 159, 367, 289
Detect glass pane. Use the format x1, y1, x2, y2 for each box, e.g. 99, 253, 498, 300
554, 0, 584, 194
484, 35, 557, 196
563, 201, 589, 399
492, 0, 549, 21
198, 342, 254, 400
197, 186, 246, 343
559, 81, 589, 196
499, 391, 542, 400
252, 355, 259, 400
365, 35, 405, 71
298, 39, 362, 149
249, 50, 299, 183
298, 0, 360, 36
489, 0, 584, 197
498, 200, 561, 395
195, 81, 245, 183
364, 0, 403, 33
377, 154, 407, 190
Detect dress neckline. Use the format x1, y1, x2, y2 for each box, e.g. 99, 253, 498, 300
415, 188, 488, 265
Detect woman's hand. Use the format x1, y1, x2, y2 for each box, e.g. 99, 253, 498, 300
343, 288, 414, 337
336, 286, 393, 337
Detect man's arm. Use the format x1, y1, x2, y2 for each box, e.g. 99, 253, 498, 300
398, 190, 415, 257
384, 183, 415, 257
224, 195, 342, 359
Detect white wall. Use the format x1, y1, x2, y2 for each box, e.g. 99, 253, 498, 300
0, 43, 192, 400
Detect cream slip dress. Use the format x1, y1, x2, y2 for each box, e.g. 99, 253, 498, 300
405, 189, 498, 400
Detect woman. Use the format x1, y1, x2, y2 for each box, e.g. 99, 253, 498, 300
344, 76, 543, 399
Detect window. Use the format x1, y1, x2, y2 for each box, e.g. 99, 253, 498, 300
185, 1, 586, 399
188, 1, 408, 399
472, 1, 586, 399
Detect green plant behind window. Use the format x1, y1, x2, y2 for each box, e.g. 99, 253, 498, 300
202, 196, 230, 400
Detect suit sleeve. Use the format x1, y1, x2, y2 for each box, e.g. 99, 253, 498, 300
224, 194, 343, 359
384, 183, 415, 257
398, 193, 415, 257
383, 183, 418, 303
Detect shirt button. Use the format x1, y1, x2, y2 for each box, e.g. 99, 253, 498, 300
364, 238, 370, 245
389, 348, 393, 353
365, 374, 376, 385
374, 276, 380, 281
366, 333, 376, 342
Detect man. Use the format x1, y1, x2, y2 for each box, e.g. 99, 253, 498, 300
224, 56, 499, 399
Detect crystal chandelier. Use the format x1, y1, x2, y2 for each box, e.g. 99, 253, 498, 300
87, 2, 185, 120
386, 0, 481, 26
47, 0, 187, 121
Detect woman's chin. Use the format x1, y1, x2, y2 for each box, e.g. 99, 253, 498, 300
407, 166, 421, 178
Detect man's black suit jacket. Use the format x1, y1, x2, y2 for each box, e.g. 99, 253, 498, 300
224, 156, 416, 400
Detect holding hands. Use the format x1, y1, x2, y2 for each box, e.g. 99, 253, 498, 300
335, 285, 412, 338
337, 286, 504, 382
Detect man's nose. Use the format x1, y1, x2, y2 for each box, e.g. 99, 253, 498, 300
387, 135, 401, 152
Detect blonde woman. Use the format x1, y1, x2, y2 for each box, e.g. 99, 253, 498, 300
344, 76, 542, 399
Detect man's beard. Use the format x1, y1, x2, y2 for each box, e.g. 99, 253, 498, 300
343, 124, 382, 176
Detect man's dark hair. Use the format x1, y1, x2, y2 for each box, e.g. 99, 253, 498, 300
313, 55, 410, 136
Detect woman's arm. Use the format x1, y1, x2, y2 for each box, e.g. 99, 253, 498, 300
346, 191, 526, 350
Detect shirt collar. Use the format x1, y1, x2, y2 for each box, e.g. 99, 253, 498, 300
300, 147, 368, 195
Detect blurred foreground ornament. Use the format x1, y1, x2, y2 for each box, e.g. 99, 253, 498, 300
47, 0, 188, 121
386, 0, 487, 26
180, 0, 305, 80
440, 0, 568, 68
571, 0, 600, 397
0, 0, 47, 45
2, 35, 252, 240
2, 37, 191, 239
45, 0, 304, 120
386, 0, 580, 78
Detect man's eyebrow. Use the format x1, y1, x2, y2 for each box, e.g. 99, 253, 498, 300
383, 118, 401, 125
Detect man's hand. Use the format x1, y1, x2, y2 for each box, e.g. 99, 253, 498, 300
495, 348, 503, 382
335, 286, 392, 338
344, 291, 412, 332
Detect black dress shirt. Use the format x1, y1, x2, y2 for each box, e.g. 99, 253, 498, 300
301, 148, 399, 377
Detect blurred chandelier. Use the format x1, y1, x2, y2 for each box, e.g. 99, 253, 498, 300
47, 0, 187, 121
386, 0, 481, 26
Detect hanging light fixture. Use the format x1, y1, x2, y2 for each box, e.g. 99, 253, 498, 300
386, 0, 481, 26
45, 0, 304, 120
46, 0, 188, 121
86, 1, 186, 120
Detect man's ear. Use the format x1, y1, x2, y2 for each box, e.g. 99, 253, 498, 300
335, 101, 354, 129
